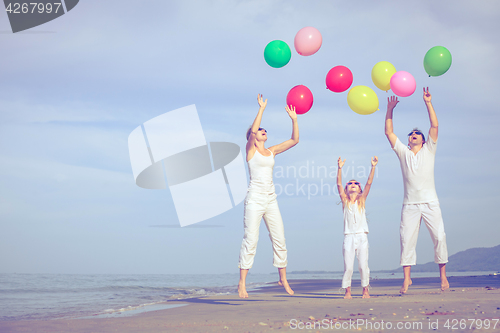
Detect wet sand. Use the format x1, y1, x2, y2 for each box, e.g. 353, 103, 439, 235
1, 275, 499, 332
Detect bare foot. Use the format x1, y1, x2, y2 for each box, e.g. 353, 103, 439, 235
278, 279, 294, 295
362, 286, 370, 299
441, 278, 449, 291
238, 281, 248, 298
344, 287, 352, 299
400, 279, 412, 294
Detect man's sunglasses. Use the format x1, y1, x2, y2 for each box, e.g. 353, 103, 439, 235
408, 131, 423, 136
347, 182, 360, 185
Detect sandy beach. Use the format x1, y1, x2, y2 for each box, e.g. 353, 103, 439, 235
1, 275, 499, 333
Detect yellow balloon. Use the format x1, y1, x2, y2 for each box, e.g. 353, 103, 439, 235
371, 61, 396, 91
347, 86, 379, 115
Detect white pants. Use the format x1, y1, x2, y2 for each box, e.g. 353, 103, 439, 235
400, 201, 448, 266
342, 233, 369, 288
238, 191, 287, 269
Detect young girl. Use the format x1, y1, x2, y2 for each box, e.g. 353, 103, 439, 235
238, 94, 299, 298
336, 156, 378, 299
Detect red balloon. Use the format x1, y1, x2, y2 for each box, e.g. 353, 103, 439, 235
286, 85, 313, 114
326, 66, 353, 93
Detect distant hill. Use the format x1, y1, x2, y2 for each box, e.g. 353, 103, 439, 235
393, 244, 500, 272
288, 244, 500, 275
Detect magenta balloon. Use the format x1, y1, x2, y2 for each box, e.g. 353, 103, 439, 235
390, 71, 416, 97
326, 66, 353, 93
286, 85, 313, 114
294, 27, 322, 56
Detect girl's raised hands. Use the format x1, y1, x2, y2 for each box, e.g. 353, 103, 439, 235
338, 157, 346, 169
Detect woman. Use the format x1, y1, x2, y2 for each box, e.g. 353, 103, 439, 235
238, 94, 299, 298
337, 156, 378, 299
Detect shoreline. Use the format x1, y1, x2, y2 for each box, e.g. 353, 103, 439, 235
1, 275, 499, 332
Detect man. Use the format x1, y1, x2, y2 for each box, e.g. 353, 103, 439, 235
385, 87, 449, 294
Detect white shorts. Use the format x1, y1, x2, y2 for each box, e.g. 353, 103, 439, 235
400, 201, 448, 266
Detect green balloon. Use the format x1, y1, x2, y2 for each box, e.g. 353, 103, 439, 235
264, 40, 291, 68
424, 46, 452, 77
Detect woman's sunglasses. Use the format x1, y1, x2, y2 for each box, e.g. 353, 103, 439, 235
258, 128, 267, 133
347, 182, 360, 185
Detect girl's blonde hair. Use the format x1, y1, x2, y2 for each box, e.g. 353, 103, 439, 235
342, 180, 365, 212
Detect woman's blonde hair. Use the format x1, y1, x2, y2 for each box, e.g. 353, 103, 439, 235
342, 180, 365, 212
246, 126, 253, 140
246, 126, 267, 140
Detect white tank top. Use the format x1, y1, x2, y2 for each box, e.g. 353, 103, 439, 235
247, 149, 275, 193
343, 201, 369, 234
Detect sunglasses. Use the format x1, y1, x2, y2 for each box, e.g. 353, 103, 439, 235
347, 182, 360, 185
258, 128, 267, 133
408, 131, 423, 137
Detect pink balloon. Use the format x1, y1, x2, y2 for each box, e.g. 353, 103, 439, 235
326, 66, 353, 93
286, 85, 313, 114
390, 71, 416, 97
294, 27, 322, 56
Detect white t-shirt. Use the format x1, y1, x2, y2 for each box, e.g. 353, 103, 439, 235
343, 201, 369, 234
392, 136, 439, 204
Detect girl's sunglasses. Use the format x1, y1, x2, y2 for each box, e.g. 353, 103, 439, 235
258, 128, 267, 133
347, 182, 360, 185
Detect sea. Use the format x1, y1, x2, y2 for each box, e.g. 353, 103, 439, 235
0, 271, 496, 321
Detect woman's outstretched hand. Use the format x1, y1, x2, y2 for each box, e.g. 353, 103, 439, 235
371, 156, 378, 166
285, 104, 297, 120
258, 94, 268, 110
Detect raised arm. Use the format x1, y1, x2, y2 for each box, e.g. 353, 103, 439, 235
423, 87, 438, 142
361, 156, 378, 199
268, 105, 299, 155
246, 94, 267, 155
337, 157, 347, 202
385, 96, 399, 148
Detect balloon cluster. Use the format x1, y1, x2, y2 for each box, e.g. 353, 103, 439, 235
264, 27, 322, 114
264, 28, 452, 115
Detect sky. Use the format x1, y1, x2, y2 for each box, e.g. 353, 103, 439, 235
1, 0, 499, 275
